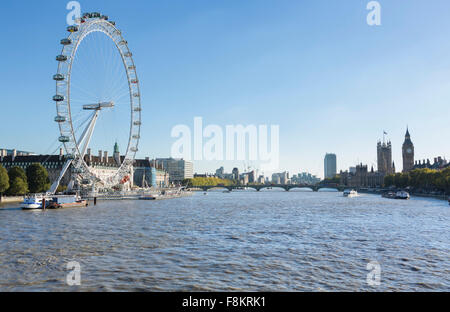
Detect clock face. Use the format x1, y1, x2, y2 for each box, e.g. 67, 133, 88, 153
406, 148, 412, 154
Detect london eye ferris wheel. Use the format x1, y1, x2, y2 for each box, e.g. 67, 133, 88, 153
51, 12, 141, 192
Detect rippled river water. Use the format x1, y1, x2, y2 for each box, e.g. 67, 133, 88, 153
0, 191, 449, 291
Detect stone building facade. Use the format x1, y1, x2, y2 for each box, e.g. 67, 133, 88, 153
340, 164, 385, 188
0, 148, 73, 187
377, 141, 394, 175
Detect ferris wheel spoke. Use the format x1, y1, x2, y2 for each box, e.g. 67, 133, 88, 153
70, 84, 101, 102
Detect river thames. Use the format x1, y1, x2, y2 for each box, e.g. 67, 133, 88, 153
0, 191, 448, 291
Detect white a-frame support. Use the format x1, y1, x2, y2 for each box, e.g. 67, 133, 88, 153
48, 102, 113, 194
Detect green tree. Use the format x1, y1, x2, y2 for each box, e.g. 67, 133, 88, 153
8, 177, 28, 195
56, 185, 67, 193
8, 166, 27, 182
321, 174, 340, 185
384, 174, 394, 187
186, 177, 235, 187
387, 167, 450, 193
6, 167, 28, 195
26, 163, 50, 193
0, 165, 9, 196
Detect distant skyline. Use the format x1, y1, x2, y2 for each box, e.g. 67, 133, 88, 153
0, 1, 449, 178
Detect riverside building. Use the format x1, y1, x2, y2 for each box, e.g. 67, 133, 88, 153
324, 153, 337, 179
154, 158, 193, 183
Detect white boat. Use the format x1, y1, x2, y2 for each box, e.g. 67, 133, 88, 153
21, 195, 46, 210
395, 191, 410, 200
343, 189, 358, 197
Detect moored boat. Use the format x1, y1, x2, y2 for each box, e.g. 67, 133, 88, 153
47, 195, 88, 209
21, 195, 48, 210
138, 195, 157, 200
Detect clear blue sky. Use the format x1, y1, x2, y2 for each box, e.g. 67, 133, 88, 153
0, 0, 449, 178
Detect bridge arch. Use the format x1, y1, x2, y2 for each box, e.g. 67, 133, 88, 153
258, 186, 287, 192
288, 186, 314, 192
234, 186, 258, 191
317, 187, 340, 192
203, 186, 232, 192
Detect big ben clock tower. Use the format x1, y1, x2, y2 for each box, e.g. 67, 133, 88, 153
402, 127, 414, 172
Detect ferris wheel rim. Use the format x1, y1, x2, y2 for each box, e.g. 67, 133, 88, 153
54, 16, 142, 187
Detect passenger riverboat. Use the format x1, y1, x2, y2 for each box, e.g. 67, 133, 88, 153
382, 191, 396, 199
395, 191, 410, 200
382, 191, 410, 200
343, 189, 358, 197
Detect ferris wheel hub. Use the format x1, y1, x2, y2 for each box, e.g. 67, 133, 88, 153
82, 101, 115, 110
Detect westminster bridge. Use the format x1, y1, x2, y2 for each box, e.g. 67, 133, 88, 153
192, 184, 347, 192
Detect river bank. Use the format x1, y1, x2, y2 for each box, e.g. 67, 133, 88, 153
84, 190, 193, 201
0, 196, 23, 204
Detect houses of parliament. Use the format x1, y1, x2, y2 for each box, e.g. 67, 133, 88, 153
340, 127, 449, 188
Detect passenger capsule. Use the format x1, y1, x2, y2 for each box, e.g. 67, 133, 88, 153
131, 79, 138, 84
83, 12, 92, 18
67, 25, 78, 32
53, 95, 65, 102
109, 21, 116, 26
132, 135, 140, 139
133, 107, 142, 112
128, 65, 136, 70
60, 38, 72, 45
118, 40, 128, 45
101, 15, 109, 20
91, 12, 100, 18
133, 93, 140, 97
56, 55, 68, 62
54, 115, 66, 122
133, 121, 141, 126
58, 136, 70, 143
53, 74, 65, 81
130, 147, 138, 152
